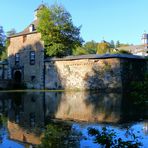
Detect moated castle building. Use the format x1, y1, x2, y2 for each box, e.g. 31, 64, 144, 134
1, 5, 147, 90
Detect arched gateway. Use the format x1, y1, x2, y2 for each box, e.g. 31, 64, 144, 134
14, 71, 22, 83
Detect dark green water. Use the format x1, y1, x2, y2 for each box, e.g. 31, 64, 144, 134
0, 91, 147, 147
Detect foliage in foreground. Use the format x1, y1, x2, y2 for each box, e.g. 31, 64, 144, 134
88, 127, 142, 148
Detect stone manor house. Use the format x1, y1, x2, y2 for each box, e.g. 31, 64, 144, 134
7, 5, 44, 88
0, 5, 147, 90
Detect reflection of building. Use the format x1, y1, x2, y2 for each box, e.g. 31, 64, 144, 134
7, 92, 44, 145
0, 91, 148, 146
45, 91, 122, 123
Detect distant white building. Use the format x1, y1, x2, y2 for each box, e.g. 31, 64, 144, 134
118, 33, 148, 56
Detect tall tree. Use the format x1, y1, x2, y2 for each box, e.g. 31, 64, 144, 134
37, 4, 83, 57
72, 46, 89, 55
0, 26, 7, 60
97, 41, 110, 54
83, 40, 97, 54
116, 40, 120, 48
110, 40, 115, 48
0, 26, 5, 53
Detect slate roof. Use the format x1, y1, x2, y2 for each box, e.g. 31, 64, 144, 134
45, 54, 146, 62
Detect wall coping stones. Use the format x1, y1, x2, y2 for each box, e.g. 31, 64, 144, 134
45, 54, 146, 62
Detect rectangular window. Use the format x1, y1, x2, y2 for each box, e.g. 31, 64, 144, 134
15, 53, 20, 64
30, 51, 35, 65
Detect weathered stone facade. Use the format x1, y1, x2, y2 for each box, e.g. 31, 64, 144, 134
7, 32, 44, 89
45, 57, 122, 91
44, 55, 147, 91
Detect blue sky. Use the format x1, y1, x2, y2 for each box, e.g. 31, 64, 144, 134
0, 0, 148, 45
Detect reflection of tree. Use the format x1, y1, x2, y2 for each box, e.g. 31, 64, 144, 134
38, 120, 80, 148
88, 127, 142, 148
0, 114, 7, 143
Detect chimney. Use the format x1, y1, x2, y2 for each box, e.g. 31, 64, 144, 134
29, 24, 35, 32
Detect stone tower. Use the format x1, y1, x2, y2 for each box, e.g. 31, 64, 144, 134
141, 32, 148, 49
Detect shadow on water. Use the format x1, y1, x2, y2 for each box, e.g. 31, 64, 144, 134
0, 91, 147, 147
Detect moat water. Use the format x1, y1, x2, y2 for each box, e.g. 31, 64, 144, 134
0, 91, 147, 147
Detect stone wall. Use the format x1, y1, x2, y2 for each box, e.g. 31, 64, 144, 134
45, 58, 122, 91
7, 32, 44, 89
45, 55, 147, 91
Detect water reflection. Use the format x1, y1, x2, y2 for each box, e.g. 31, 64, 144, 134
0, 91, 147, 147
46, 92, 122, 122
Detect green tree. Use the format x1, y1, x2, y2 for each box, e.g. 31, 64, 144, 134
0, 26, 7, 60
0, 26, 5, 54
110, 40, 115, 48
83, 40, 97, 54
37, 4, 83, 57
73, 46, 89, 55
97, 41, 110, 54
116, 40, 120, 48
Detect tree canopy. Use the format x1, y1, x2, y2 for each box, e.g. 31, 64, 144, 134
73, 40, 97, 55
37, 4, 83, 57
96, 41, 110, 54
0, 26, 5, 52
0, 26, 7, 60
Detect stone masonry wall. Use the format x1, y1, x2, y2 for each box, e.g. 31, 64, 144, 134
7, 32, 44, 89
45, 58, 122, 91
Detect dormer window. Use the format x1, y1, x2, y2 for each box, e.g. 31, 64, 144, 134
29, 24, 35, 32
